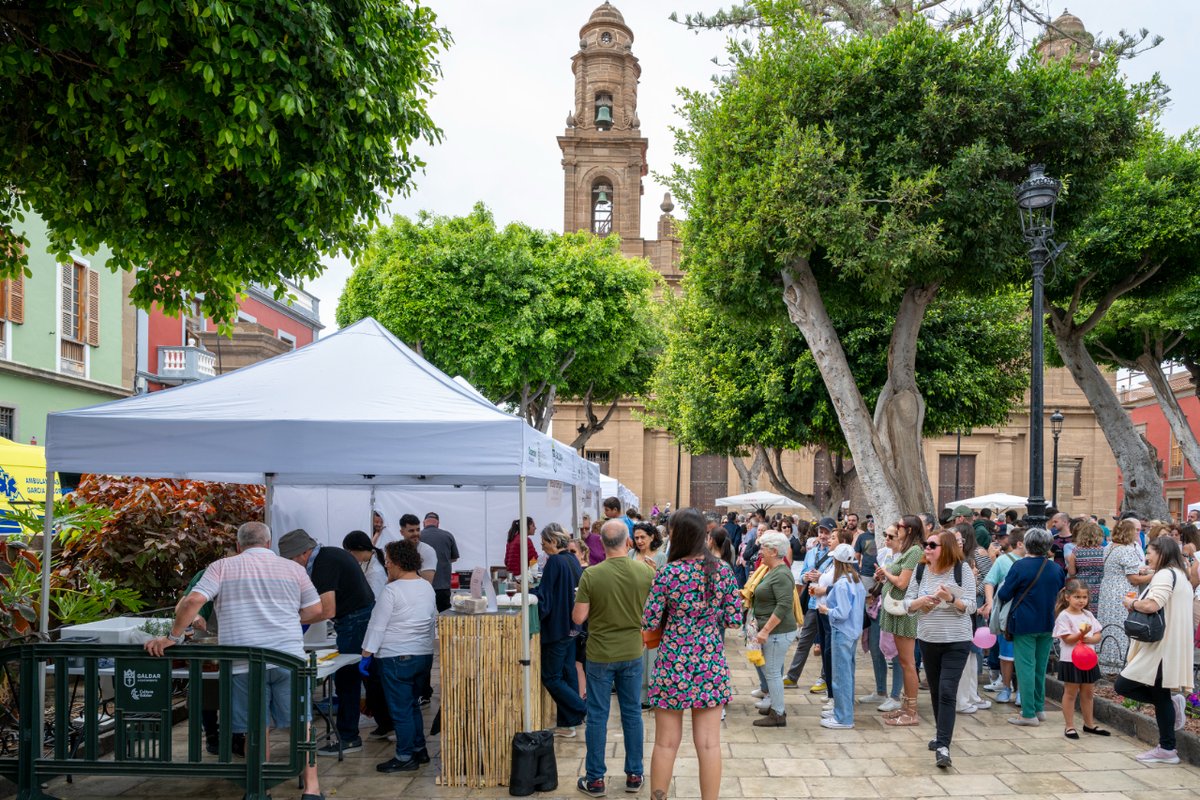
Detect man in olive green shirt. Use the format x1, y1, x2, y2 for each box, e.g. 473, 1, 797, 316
573, 519, 654, 794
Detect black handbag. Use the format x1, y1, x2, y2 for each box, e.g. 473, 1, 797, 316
1124, 570, 1176, 643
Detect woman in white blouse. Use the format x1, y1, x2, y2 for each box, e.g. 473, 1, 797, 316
361, 539, 438, 773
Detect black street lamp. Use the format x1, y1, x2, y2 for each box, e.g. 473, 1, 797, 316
1015, 164, 1064, 529
1050, 409, 1065, 509
954, 429, 962, 503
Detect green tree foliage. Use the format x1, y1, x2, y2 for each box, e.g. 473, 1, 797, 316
669, 10, 1144, 522
0, 1, 450, 321
336, 204, 663, 433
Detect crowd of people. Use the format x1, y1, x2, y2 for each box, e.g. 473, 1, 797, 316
140, 497, 1199, 800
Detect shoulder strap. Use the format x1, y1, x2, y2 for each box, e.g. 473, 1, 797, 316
953, 560, 963, 586
915, 563, 925, 584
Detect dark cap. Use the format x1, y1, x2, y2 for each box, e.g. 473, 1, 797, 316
423, 511, 439, 522
278, 528, 318, 559
818, 516, 837, 531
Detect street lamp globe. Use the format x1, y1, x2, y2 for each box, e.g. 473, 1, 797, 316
1015, 164, 1062, 243
1050, 409, 1065, 437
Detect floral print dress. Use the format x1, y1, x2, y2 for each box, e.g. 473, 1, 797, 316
641, 557, 742, 709
1097, 543, 1144, 671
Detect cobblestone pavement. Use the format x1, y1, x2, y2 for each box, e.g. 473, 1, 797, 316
42, 639, 1197, 799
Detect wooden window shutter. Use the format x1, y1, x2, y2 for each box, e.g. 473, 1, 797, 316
60, 262, 74, 334
85, 268, 100, 346
7, 274, 22, 323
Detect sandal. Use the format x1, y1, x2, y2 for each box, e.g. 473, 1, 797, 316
1064, 728, 1079, 739
1082, 725, 1111, 736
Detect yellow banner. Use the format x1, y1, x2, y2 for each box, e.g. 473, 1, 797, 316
0, 439, 61, 537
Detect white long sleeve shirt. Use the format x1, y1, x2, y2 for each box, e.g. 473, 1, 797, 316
362, 577, 437, 657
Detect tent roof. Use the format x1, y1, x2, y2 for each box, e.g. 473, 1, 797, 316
45, 318, 593, 488
714, 490, 808, 511
944, 492, 1028, 510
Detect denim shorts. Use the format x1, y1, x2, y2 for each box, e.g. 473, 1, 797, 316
232, 667, 310, 733
998, 636, 1015, 661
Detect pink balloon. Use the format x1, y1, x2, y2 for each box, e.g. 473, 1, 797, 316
972, 627, 997, 649
1072, 645, 1098, 671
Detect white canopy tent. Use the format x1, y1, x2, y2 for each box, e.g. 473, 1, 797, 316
42, 317, 599, 731
715, 490, 809, 511
944, 493, 1029, 510
599, 473, 639, 512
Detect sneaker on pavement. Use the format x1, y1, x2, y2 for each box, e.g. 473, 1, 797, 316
822, 699, 835, 712
857, 693, 887, 704
750, 689, 766, 699
935, 746, 952, 769
553, 726, 577, 738
578, 777, 607, 797
819, 717, 853, 729
877, 697, 901, 713
1172, 694, 1186, 731
1136, 746, 1181, 764
810, 680, 827, 694
957, 704, 977, 714
318, 738, 362, 756
755, 697, 772, 709
1007, 716, 1040, 727
974, 699, 992, 710
782, 677, 798, 688
996, 688, 1013, 704
1013, 691, 1021, 707
368, 726, 393, 741
983, 678, 1004, 692
376, 757, 419, 773
927, 739, 938, 751
625, 774, 643, 793
1036, 711, 1046, 721
820, 709, 835, 718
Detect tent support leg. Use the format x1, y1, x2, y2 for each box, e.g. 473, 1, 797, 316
264, 473, 275, 530
518, 475, 532, 732
571, 485, 579, 537
37, 465, 55, 754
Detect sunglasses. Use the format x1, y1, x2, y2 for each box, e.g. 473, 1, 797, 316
885, 534, 897, 540
924, 541, 941, 550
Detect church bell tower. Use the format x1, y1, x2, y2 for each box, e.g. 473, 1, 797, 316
559, 3, 648, 245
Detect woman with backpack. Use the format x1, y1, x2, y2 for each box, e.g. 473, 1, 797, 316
902, 528, 977, 769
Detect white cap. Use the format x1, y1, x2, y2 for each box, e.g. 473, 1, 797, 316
830, 543, 856, 564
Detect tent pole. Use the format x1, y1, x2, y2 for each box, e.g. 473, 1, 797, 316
518, 475, 532, 732
264, 473, 275, 531
37, 465, 55, 753
571, 483, 579, 537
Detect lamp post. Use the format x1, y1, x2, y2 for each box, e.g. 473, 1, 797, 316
1015, 164, 1064, 529
1050, 409, 1064, 509
954, 429, 963, 503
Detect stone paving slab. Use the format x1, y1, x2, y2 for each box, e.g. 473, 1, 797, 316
32, 638, 1192, 800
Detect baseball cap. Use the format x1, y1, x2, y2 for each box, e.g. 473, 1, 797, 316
423, 511, 440, 522
952, 505, 972, 517
818, 516, 837, 531
831, 543, 856, 563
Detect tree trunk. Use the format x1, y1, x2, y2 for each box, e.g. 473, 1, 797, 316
761, 446, 822, 515
780, 260, 904, 525
825, 452, 855, 520
873, 283, 938, 514
731, 446, 768, 494
1137, 350, 1200, 490
1051, 317, 1169, 518
569, 390, 620, 451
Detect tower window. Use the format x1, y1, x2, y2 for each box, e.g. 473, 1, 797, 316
592, 183, 613, 235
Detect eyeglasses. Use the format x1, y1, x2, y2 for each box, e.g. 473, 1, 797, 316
885, 534, 897, 541
924, 541, 941, 550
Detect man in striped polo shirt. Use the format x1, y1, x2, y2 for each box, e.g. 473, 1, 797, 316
146, 521, 327, 800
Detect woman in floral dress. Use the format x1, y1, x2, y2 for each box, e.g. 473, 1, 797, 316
1098, 518, 1151, 673
1066, 519, 1105, 613
642, 508, 742, 800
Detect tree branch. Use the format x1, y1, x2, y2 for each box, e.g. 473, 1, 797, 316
1072, 257, 1163, 337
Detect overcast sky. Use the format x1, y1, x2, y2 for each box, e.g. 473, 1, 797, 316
308, 1, 1199, 331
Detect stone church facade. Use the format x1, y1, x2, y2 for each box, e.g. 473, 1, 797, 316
549, 3, 1119, 519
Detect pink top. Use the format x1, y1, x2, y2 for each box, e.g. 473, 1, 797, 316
1052, 608, 1100, 662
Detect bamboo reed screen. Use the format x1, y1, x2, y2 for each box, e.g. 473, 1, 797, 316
438, 612, 542, 787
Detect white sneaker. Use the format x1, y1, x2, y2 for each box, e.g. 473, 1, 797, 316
983, 679, 1004, 692
755, 697, 772, 710
819, 717, 854, 729
877, 697, 901, 713
820, 709, 835, 718
822, 699, 835, 712
973, 699, 992, 710
857, 692, 886, 704
750, 689, 766, 699
957, 704, 977, 714
1172, 693, 1186, 731
552, 726, 576, 738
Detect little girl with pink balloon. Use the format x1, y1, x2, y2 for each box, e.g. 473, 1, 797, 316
1052, 578, 1109, 739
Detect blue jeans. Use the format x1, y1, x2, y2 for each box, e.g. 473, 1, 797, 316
831, 629, 857, 725
584, 658, 643, 781
379, 654, 432, 760
817, 612, 832, 697
541, 637, 585, 727
866, 613, 901, 698
763, 630, 796, 714
232, 667, 307, 733
334, 605, 373, 740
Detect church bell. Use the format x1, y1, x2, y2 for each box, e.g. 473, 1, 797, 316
594, 104, 613, 129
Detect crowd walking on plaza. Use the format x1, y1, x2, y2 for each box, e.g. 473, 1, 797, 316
141, 498, 1198, 800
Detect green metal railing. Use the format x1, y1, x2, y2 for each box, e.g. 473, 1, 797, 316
0, 642, 316, 800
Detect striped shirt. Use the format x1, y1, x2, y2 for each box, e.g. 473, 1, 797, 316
903, 562, 976, 643
192, 546, 320, 659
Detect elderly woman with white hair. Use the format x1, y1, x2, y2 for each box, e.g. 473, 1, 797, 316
749, 531, 797, 727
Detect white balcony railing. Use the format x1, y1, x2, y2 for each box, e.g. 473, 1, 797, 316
157, 345, 216, 384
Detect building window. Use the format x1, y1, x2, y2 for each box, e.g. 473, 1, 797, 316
1072, 457, 1084, 497
1, 273, 24, 325
584, 449, 610, 475
60, 261, 99, 376
0, 406, 13, 440
278, 330, 297, 350
1168, 432, 1184, 479
1169, 496, 1184, 524
937, 453, 976, 510
237, 310, 257, 324
591, 182, 613, 236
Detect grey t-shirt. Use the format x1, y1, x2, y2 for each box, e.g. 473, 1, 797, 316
420, 525, 460, 590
